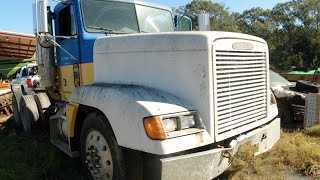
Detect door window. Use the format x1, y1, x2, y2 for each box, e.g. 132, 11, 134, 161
59, 5, 77, 36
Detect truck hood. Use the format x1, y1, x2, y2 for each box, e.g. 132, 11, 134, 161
94, 31, 266, 54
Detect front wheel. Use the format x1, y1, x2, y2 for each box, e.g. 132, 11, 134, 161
80, 112, 126, 180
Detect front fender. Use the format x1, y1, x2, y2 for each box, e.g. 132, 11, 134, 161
70, 84, 197, 154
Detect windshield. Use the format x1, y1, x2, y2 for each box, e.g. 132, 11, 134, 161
82, 0, 139, 33
136, 5, 174, 32
81, 0, 174, 34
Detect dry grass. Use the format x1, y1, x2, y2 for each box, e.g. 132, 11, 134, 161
306, 125, 320, 137
220, 125, 320, 180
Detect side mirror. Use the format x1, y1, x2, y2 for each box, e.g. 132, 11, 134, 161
174, 15, 192, 31
33, 0, 55, 48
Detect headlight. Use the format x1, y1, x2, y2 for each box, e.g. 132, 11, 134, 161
163, 117, 178, 132
143, 111, 204, 140
181, 115, 196, 129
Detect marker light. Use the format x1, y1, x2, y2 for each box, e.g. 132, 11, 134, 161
143, 116, 166, 140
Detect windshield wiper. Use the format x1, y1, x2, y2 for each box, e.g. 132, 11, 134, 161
88, 26, 114, 34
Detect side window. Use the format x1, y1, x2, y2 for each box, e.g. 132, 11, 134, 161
59, 5, 77, 36
15, 68, 21, 79
22, 68, 27, 77
11, 72, 17, 79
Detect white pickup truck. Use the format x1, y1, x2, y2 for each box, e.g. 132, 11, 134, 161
11, 63, 41, 94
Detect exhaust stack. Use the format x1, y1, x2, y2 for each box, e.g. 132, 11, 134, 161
33, 0, 60, 100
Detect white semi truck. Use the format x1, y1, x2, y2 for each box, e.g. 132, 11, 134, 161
11, 0, 280, 179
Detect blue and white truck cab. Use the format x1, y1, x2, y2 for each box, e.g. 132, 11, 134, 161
11, 0, 280, 179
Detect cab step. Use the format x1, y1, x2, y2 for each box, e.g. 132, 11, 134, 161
50, 114, 79, 158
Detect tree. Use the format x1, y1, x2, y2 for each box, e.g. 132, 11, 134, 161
271, 0, 320, 69
176, 0, 238, 32
234, 0, 320, 70
233, 8, 276, 39
177, 0, 320, 71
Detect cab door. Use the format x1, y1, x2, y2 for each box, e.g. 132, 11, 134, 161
55, 4, 80, 100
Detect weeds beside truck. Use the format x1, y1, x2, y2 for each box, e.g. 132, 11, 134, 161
11, 0, 280, 179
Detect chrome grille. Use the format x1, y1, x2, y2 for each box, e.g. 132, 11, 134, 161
214, 50, 268, 140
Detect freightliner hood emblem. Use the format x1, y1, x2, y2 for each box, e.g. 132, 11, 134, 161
232, 42, 254, 50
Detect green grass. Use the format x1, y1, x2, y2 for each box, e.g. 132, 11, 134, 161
0, 118, 83, 180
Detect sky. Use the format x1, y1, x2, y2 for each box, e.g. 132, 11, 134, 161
0, 0, 289, 35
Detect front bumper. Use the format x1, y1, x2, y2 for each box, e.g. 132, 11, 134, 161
159, 118, 280, 180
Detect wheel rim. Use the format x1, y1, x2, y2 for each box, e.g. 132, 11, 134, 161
85, 130, 113, 179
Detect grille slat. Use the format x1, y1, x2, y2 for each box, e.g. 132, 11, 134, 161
218, 107, 266, 125
217, 86, 266, 97
216, 52, 265, 56
217, 96, 266, 111
214, 49, 268, 139
218, 93, 266, 106
216, 60, 266, 64
217, 71, 266, 78
216, 68, 266, 74
217, 75, 266, 83
217, 101, 266, 116
218, 114, 267, 134
215, 56, 265, 60
218, 89, 266, 102
217, 64, 266, 69
217, 79, 266, 88
218, 82, 266, 93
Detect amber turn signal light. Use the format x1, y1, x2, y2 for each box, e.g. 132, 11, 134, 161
143, 116, 166, 140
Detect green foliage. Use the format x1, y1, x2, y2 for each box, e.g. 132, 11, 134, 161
236, 0, 320, 70
177, 0, 320, 71
176, 0, 238, 31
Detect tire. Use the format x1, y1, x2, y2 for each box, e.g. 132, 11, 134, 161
12, 93, 22, 127
296, 80, 320, 93
20, 95, 39, 132
80, 112, 126, 180
26, 91, 36, 95
34, 93, 51, 130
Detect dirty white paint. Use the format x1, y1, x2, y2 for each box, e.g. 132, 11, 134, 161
70, 84, 212, 155
160, 118, 280, 180
70, 31, 279, 155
